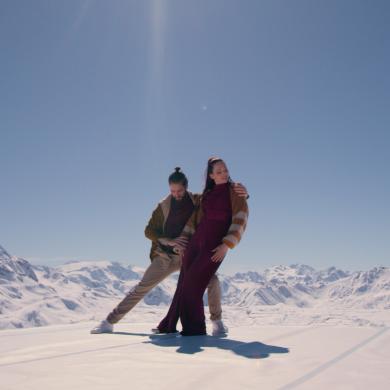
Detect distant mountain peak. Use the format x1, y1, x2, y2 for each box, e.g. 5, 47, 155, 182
0, 244, 12, 260
0, 245, 38, 282
289, 263, 316, 273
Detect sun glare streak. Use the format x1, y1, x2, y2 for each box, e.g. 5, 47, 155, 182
144, 0, 167, 139
70, 0, 93, 36
150, 0, 166, 83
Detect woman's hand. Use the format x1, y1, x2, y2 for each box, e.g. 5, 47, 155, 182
158, 237, 189, 257
158, 238, 171, 246
211, 243, 229, 262
172, 237, 189, 257
172, 236, 189, 248
158, 237, 187, 248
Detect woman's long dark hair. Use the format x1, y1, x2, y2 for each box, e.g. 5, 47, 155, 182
203, 157, 232, 194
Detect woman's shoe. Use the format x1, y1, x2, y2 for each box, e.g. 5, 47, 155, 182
211, 320, 228, 336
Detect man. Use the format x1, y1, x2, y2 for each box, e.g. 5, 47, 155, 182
91, 167, 248, 336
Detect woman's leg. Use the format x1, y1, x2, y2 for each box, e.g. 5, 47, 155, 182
179, 250, 222, 336
157, 267, 184, 333
157, 243, 198, 333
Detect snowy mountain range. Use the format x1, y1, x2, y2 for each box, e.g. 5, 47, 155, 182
1, 244, 389, 329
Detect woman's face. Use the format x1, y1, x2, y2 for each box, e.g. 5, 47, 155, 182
210, 161, 229, 185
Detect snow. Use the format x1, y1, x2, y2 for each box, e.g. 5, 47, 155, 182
1, 244, 390, 329
1, 244, 390, 388
0, 320, 389, 389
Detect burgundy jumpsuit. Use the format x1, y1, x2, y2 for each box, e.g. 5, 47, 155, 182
157, 182, 232, 336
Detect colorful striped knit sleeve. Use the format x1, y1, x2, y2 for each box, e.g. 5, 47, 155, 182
222, 190, 249, 249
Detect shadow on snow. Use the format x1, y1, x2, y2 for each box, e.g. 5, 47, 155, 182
145, 333, 289, 359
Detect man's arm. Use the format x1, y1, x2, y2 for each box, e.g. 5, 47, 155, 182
168, 203, 202, 256
144, 204, 165, 242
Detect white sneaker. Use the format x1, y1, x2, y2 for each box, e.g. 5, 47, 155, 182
90, 320, 113, 334
211, 320, 228, 336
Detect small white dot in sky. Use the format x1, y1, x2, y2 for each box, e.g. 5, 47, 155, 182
201, 105, 208, 111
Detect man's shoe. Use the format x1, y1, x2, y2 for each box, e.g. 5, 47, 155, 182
90, 320, 113, 334
211, 320, 228, 336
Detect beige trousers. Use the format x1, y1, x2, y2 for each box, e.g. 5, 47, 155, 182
106, 252, 222, 324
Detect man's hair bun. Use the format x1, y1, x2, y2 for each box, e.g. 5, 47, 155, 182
169, 167, 188, 187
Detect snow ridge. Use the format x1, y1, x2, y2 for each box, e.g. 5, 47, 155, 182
0, 244, 389, 329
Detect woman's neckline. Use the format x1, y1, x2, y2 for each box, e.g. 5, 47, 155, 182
213, 182, 230, 189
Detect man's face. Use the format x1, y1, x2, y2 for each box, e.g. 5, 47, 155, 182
169, 183, 187, 201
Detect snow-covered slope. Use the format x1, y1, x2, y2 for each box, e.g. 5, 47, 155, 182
1, 244, 389, 329
0, 245, 38, 282
1, 322, 389, 390
325, 266, 390, 309
222, 264, 389, 310
0, 245, 179, 329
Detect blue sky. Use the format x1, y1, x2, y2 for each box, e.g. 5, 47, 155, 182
1, 0, 389, 273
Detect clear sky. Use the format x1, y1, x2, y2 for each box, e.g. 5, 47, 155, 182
1, 0, 389, 274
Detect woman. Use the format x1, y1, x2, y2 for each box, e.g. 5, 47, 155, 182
157, 157, 249, 336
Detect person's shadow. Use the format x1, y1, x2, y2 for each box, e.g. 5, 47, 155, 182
145, 334, 289, 359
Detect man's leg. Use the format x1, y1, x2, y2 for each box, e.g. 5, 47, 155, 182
106, 255, 179, 324
206, 274, 222, 321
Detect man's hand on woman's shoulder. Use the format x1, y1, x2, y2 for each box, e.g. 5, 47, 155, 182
232, 182, 249, 199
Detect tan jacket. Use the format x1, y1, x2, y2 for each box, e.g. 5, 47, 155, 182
144, 192, 201, 260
